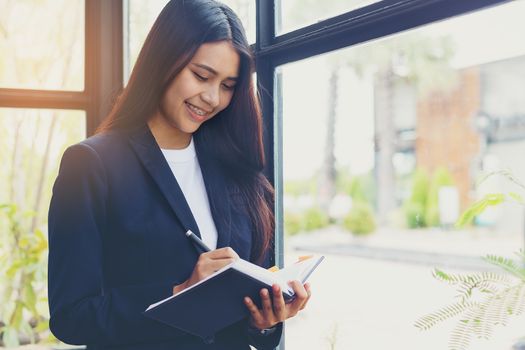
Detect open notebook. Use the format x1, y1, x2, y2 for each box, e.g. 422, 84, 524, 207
144, 255, 324, 340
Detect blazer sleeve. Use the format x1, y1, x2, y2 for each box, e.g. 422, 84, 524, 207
48, 143, 184, 347
244, 322, 283, 350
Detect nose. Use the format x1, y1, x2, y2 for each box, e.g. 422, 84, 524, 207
200, 84, 220, 109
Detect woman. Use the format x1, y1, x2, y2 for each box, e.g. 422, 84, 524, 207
47, 1, 310, 349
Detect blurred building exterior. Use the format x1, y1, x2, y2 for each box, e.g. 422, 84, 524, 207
386, 54, 525, 232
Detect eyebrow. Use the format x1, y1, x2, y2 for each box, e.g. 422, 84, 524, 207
191, 63, 238, 81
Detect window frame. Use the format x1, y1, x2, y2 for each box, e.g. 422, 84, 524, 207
0, 0, 123, 136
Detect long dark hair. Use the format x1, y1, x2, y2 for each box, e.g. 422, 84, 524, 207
97, 0, 274, 263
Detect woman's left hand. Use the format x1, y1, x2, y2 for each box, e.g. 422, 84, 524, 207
243, 280, 311, 330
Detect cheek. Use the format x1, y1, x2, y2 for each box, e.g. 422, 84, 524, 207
165, 76, 198, 105
161, 93, 181, 115
218, 92, 235, 112
162, 84, 180, 108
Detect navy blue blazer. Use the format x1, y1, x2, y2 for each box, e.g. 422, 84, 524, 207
48, 124, 282, 350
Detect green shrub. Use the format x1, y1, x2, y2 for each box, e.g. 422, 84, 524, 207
284, 212, 303, 236
411, 169, 430, 206
284, 178, 317, 197
337, 171, 376, 206
284, 207, 330, 236
347, 177, 367, 203
404, 201, 426, 228
0, 204, 51, 347
403, 169, 430, 228
303, 207, 329, 231
343, 202, 376, 235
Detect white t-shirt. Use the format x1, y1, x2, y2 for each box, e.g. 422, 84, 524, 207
160, 138, 218, 250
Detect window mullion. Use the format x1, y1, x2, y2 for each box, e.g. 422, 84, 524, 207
85, 0, 123, 136
0, 88, 88, 110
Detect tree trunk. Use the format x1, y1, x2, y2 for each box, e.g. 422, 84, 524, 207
9, 116, 24, 206
26, 114, 41, 201
319, 67, 339, 210
30, 114, 58, 233
374, 68, 397, 224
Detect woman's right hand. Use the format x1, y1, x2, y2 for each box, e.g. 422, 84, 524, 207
172, 247, 239, 295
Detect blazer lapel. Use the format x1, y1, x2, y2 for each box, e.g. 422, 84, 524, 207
127, 124, 202, 238
194, 133, 232, 248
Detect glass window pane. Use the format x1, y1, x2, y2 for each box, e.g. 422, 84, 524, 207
124, 0, 255, 84
0, 0, 84, 91
0, 108, 85, 345
278, 2, 525, 349
277, 0, 379, 35
125, 0, 168, 84
0, 108, 86, 230
221, 0, 256, 44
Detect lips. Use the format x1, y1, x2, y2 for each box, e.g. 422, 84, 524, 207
185, 102, 211, 122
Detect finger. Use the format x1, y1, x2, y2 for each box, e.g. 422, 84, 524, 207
209, 258, 237, 271
244, 297, 263, 326
208, 246, 239, 260
290, 280, 308, 301
260, 288, 274, 321
195, 257, 237, 279
299, 282, 312, 310
288, 280, 308, 312
272, 284, 286, 321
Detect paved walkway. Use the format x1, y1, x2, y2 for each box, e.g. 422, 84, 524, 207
287, 225, 524, 267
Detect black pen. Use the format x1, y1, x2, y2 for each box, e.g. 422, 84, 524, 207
185, 230, 211, 254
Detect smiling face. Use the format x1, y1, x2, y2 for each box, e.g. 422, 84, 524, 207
148, 41, 240, 149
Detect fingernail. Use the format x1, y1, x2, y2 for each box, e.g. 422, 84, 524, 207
244, 297, 250, 303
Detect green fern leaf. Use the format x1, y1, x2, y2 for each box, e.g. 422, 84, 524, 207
433, 268, 453, 282
515, 284, 525, 315
433, 269, 511, 302
484, 255, 525, 280
508, 192, 525, 204
515, 250, 525, 263
487, 292, 509, 327
455, 194, 505, 227
504, 283, 525, 316
449, 317, 473, 350
499, 170, 525, 191
467, 300, 498, 340
415, 301, 478, 330
477, 169, 525, 191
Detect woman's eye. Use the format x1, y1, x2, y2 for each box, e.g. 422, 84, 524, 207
193, 72, 207, 81
222, 83, 235, 91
